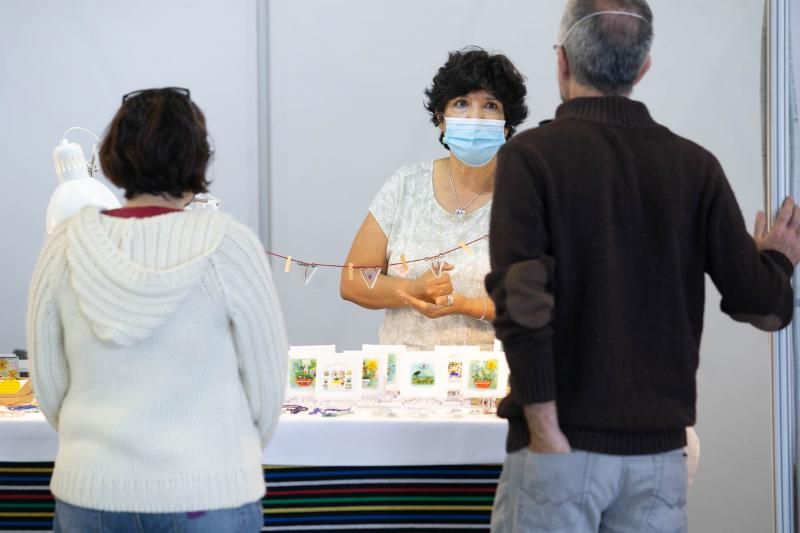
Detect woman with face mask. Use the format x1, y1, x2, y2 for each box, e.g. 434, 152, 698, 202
340, 47, 528, 350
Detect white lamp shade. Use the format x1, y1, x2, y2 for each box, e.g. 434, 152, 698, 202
53, 139, 90, 183
46, 177, 121, 233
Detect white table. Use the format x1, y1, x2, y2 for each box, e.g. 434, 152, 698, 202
0, 409, 508, 465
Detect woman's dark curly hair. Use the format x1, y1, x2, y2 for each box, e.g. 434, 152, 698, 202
100, 88, 211, 200
424, 47, 528, 142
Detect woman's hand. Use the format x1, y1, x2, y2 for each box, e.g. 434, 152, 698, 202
397, 289, 494, 321
407, 263, 454, 303
396, 289, 465, 319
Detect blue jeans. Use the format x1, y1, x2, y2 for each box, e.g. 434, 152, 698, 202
491, 448, 688, 533
53, 499, 263, 533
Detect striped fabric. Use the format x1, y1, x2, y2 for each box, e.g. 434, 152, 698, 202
0, 463, 501, 532
0, 463, 52, 531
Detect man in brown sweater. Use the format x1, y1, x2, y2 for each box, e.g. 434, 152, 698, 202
486, 1, 800, 531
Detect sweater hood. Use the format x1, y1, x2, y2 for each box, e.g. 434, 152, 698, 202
65, 206, 232, 347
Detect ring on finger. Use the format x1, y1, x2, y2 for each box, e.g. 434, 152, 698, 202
446, 294, 454, 306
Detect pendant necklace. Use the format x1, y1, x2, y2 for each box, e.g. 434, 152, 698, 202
447, 161, 491, 218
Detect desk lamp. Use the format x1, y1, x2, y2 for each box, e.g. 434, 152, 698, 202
46, 127, 120, 233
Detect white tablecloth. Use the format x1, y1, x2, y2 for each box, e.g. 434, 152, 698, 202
0, 410, 508, 466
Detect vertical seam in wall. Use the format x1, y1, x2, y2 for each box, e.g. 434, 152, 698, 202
256, 0, 271, 250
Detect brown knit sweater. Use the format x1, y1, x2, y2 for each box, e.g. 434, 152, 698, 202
486, 96, 794, 455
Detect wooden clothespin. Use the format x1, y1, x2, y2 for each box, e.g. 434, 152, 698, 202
460, 241, 473, 255
348, 262, 354, 281
284, 256, 292, 273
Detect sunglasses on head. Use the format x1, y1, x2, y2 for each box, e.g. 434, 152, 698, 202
121, 87, 191, 104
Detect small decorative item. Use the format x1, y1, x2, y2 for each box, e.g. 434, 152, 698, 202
322, 366, 352, 391
0, 379, 33, 406
186, 192, 221, 210
281, 404, 309, 414
363, 358, 380, 388
469, 359, 498, 389
387, 353, 398, 389
434, 346, 479, 391
285, 346, 335, 399
362, 344, 405, 392
315, 353, 363, 401
359, 352, 387, 397
461, 353, 509, 398
0, 355, 19, 381
360, 267, 381, 289
396, 352, 448, 400
290, 358, 317, 388
341, 350, 387, 399
448, 360, 463, 384
411, 362, 436, 385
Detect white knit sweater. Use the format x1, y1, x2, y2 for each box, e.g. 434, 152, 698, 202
27, 206, 288, 512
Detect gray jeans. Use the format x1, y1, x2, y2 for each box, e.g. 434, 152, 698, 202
491, 448, 688, 533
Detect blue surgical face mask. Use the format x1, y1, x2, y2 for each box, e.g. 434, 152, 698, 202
443, 117, 507, 167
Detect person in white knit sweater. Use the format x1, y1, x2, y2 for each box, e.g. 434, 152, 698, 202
27, 87, 288, 532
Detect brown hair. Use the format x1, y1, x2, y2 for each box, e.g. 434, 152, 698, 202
100, 88, 211, 200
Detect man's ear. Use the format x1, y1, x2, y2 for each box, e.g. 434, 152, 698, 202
633, 55, 652, 86
557, 46, 571, 83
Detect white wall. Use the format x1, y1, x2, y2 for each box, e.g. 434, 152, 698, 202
0, 0, 261, 349
0, 1, 777, 531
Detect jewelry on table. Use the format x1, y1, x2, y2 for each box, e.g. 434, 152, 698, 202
281, 404, 309, 414
309, 407, 353, 417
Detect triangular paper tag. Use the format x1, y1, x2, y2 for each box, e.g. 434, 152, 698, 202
304, 265, 318, 286
429, 260, 445, 279
360, 267, 381, 289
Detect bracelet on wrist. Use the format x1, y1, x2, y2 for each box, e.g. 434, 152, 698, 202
478, 297, 488, 321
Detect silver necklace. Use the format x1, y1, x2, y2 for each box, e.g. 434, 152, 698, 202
447, 162, 491, 218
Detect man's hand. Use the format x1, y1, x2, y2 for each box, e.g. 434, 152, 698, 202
524, 401, 571, 454
754, 196, 800, 265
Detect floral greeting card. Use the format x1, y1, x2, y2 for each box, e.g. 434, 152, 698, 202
461, 353, 509, 398
362, 344, 405, 392
287, 356, 318, 398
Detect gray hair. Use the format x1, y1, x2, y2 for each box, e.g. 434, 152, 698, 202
558, 0, 654, 95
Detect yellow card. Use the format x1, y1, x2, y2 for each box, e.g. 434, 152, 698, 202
0, 380, 22, 394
